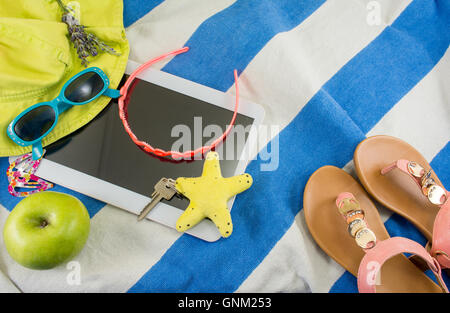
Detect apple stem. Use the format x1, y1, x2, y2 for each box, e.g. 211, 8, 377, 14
40, 220, 49, 228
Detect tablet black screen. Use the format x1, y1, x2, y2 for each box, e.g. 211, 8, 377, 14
45, 78, 254, 210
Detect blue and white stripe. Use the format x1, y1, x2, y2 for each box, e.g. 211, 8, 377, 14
0, 0, 448, 292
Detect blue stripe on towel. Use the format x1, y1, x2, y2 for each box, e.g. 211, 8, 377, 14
162, 0, 326, 91
0, 157, 105, 218
431, 142, 450, 187
129, 0, 450, 292
324, 5, 450, 134
330, 142, 450, 292
123, 0, 165, 28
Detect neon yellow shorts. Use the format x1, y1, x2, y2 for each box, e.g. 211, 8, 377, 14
0, 0, 129, 156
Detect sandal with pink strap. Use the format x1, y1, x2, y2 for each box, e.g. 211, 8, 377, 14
354, 135, 450, 269
304, 166, 448, 293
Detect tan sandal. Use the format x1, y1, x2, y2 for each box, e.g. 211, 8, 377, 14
303, 166, 447, 293
354, 135, 450, 269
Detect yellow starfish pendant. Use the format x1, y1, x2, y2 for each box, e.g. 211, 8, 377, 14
175, 151, 253, 238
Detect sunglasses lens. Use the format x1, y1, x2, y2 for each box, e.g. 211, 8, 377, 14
14, 105, 56, 142
64, 71, 105, 103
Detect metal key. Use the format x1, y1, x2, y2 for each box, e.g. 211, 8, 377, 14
137, 178, 178, 221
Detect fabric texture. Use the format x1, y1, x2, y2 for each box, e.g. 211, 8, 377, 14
0, 0, 449, 293
0, 0, 129, 157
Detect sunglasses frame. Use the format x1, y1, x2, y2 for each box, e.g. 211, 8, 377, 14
7, 67, 120, 160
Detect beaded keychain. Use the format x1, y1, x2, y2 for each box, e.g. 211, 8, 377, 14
6, 152, 53, 197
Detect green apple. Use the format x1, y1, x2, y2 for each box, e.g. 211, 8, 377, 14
3, 191, 90, 270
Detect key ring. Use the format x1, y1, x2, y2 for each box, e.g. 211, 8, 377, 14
118, 47, 240, 160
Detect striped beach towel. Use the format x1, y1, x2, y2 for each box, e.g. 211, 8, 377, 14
0, 0, 449, 292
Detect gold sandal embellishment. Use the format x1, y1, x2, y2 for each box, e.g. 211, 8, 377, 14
407, 162, 447, 205
338, 198, 377, 249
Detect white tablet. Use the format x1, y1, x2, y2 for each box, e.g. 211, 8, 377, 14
33, 61, 264, 242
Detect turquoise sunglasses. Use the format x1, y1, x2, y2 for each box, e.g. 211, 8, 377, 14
7, 67, 120, 160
